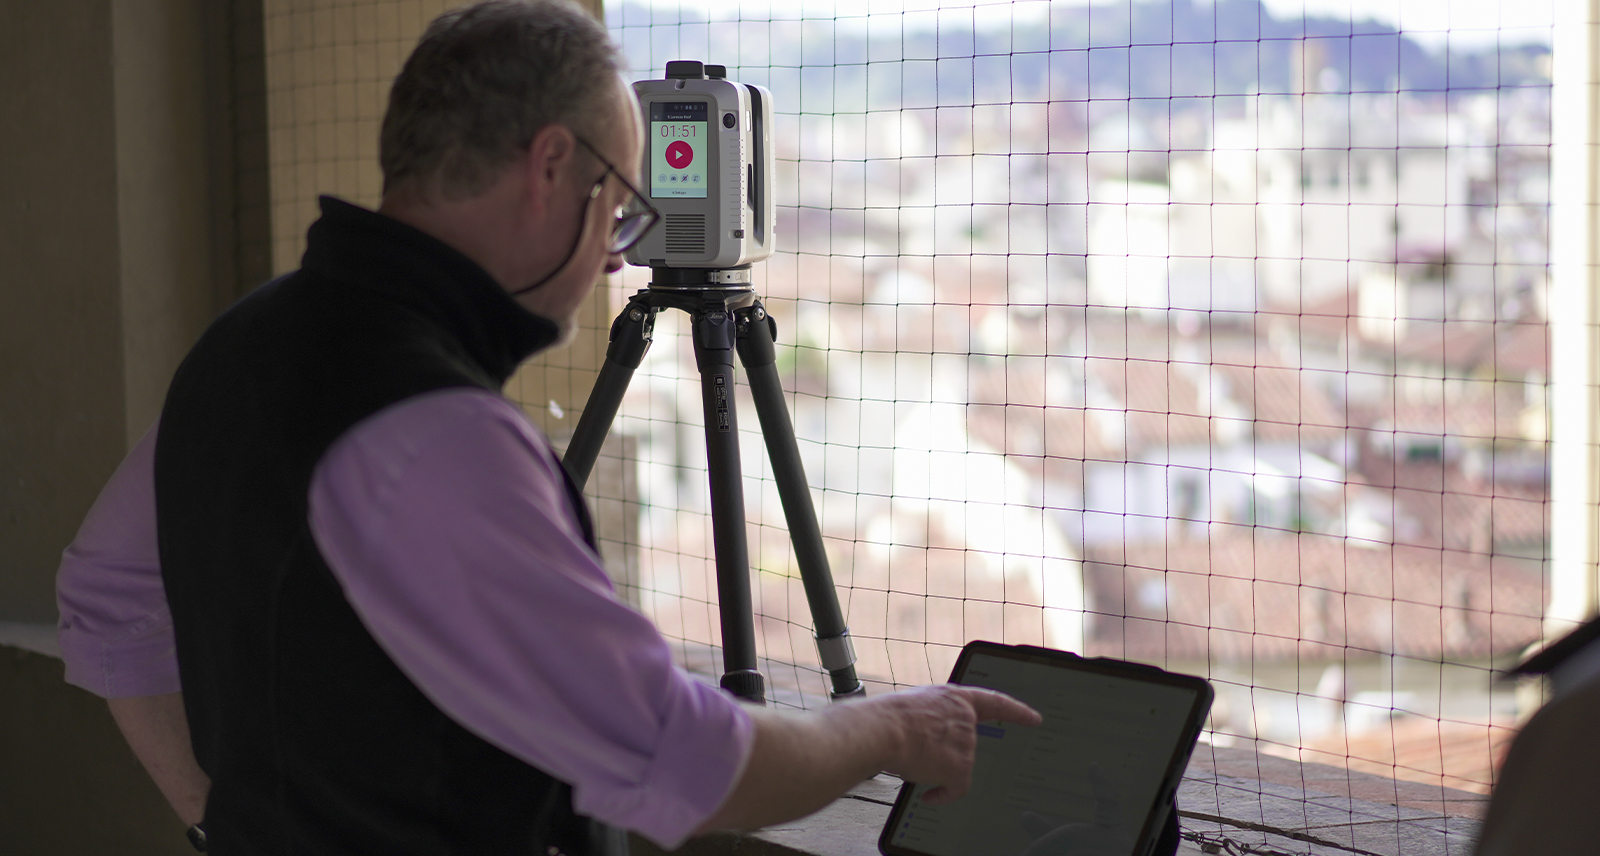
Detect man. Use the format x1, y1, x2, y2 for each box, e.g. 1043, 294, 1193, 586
55, 2, 1038, 853
1471, 619, 1600, 854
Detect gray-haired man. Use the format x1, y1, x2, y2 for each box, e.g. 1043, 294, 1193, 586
56, 2, 1038, 853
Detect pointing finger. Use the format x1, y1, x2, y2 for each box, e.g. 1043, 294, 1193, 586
959, 687, 1042, 727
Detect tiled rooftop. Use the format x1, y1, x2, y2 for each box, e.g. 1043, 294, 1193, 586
1083, 532, 1545, 663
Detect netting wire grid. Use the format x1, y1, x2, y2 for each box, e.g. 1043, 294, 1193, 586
567, 0, 1555, 810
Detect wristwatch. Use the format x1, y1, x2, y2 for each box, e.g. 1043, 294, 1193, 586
186, 823, 207, 852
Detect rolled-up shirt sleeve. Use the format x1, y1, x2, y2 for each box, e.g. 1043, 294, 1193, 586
309, 388, 752, 849
56, 422, 182, 698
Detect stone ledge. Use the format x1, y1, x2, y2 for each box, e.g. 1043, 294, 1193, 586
628, 776, 903, 856
1179, 743, 1485, 855
634, 746, 1488, 856
0, 621, 59, 658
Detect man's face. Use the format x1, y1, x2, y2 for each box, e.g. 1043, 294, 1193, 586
513, 80, 643, 334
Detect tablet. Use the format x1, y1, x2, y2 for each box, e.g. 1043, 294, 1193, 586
878, 641, 1213, 856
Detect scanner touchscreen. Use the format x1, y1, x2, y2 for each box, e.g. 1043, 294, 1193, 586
882, 646, 1207, 856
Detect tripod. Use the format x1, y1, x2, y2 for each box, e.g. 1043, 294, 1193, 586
562, 267, 864, 705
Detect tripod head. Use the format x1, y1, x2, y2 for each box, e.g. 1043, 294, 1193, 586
647, 265, 756, 292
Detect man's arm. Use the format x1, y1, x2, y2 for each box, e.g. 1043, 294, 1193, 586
107, 693, 210, 826
57, 422, 210, 826
697, 685, 1042, 834
311, 391, 1042, 847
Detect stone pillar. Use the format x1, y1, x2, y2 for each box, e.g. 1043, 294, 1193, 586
1550, 0, 1600, 632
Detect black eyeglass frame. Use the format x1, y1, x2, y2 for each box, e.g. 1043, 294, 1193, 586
575, 135, 660, 255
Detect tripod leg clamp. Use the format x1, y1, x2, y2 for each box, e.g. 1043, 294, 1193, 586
814, 630, 857, 673
720, 669, 766, 705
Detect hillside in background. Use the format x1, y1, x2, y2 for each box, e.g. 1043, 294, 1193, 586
609, 0, 1550, 109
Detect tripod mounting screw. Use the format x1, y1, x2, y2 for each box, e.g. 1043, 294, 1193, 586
628, 307, 647, 323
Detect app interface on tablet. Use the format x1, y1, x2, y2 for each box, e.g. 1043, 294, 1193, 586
649, 101, 708, 199
888, 652, 1199, 856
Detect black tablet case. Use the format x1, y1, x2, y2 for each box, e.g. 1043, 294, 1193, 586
878, 641, 1213, 856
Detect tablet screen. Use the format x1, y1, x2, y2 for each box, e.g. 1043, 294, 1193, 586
881, 644, 1211, 856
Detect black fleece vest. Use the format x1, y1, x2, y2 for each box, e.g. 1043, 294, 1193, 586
156, 197, 622, 856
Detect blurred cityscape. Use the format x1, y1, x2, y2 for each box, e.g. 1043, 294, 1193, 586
595, 0, 1553, 793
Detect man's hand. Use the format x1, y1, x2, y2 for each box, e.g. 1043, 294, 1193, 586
695, 683, 1040, 836
876, 684, 1043, 805
107, 692, 210, 826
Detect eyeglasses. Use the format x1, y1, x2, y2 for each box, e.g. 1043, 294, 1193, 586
575, 135, 660, 255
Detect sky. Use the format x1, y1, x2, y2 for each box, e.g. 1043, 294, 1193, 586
627, 0, 1556, 50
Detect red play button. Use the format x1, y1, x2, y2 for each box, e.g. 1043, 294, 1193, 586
666, 140, 694, 170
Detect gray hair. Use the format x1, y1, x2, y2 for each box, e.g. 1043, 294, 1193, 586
380, 0, 620, 199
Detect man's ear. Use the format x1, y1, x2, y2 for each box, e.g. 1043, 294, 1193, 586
523, 123, 580, 206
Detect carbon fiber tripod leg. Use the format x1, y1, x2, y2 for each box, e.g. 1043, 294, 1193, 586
563, 292, 656, 490
733, 301, 864, 699
690, 298, 765, 704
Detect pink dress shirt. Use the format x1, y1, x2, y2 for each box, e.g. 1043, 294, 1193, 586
56, 387, 752, 848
